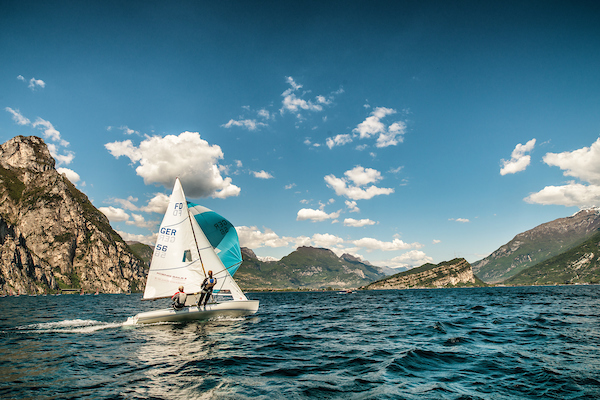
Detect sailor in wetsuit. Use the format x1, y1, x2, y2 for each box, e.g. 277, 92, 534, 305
171, 286, 187, 310
198, 270, 217, 308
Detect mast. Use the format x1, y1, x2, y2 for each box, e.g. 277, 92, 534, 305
187, 207, 207, 278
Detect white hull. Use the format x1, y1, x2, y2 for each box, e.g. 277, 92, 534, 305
124, 300, 259, 325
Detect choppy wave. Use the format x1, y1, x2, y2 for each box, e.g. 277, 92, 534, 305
1, 286, 600, 399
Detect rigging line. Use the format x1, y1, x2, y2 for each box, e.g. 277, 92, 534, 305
187, 207, 207, 277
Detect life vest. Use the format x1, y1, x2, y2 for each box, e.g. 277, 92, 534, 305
172, 292, 187, 309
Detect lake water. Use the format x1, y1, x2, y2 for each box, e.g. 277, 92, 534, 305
1, 286, 599, 399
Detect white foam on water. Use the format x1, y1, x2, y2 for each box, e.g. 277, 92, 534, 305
17, 319, 125, 333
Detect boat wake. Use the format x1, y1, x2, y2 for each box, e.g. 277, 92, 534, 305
16, 319, 124, 334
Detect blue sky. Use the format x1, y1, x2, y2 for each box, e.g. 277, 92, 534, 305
2, 0, 600, 269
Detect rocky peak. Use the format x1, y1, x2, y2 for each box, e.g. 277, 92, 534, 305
0, 136, 55, 176
0, 135, 145, 295
241, 247, 258, 260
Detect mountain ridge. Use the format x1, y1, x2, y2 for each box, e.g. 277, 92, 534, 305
472, 208, 600, 283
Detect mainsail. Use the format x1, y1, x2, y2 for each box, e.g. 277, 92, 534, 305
187, 202, 243, 277
143, 178, 247, 302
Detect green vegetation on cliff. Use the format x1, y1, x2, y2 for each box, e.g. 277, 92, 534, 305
505, 231, 600, 285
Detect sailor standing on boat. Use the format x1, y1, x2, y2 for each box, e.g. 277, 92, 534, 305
171, 286, 187, 310
198, 270, 217, 308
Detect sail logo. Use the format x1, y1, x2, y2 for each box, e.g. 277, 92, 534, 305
158, 227, 177, 243
173, 202, 184, 216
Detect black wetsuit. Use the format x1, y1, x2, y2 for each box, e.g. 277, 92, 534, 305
198, 276, 217, 307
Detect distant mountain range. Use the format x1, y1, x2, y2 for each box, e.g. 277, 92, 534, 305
235, 246, 388, 290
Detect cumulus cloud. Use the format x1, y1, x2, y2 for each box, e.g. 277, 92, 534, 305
126, 213, 158, 229
325, 166, 394, 200
385, 250, 434, 269
237, 226, 292, 249
296, 208, 341, 222
449, 218, 470, 223
525, 182, 600, 208
542, 138, 600, 184
251, 170, 274, 179
105, 131, 240, 199
350, 237, 423, 252
311, 233, 345, 248
99, 206, 130, 222
57, 167, 80, 184
344, 218, 377, 227
525, 138, 600, 208
500, 139, 536, 175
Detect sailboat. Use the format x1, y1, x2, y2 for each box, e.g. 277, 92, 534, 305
125, 178, 259, 325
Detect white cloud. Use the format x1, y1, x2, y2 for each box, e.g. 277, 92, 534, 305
105, 131, 240, 199
296, 208, 340, 222
237, 226, 291, 249
542, 138, 600, 184
279, 76, 340, 117
525, 138, 600, 208
125, 213, 158, 229
351, 237, 423, 251
116, 230, 156, 246
221, 119, 267, 131
385, 250, 434, 269
57, 167, 80, 184
344, 165, 382, 186
500, 138, 536, 175
344, 218, 377, 227
525, 182, 600, 208
99, 206, 130, 222
285, 183, 296, 190
449, 218, 470, 223
5, 109, 71, 164
107, 125, 140, 136
18, 75, 45, 90
376, 121, 406, 148
352, 107, 407, 148
5, 107, 31, 125
47, 143, 74, 165
311, 233, 344, 248
325, 166, 394, 200
326, 134, 353, 149
432, 239, 441, 244
32, 118, 67, 145
140, 193, 171, 214
345, 200, 360, 213
251, 170, 274, 179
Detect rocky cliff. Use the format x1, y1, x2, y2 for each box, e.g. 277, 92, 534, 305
472, 208, 600, 283
0, 136, 146, 294
364, 258, 485, 290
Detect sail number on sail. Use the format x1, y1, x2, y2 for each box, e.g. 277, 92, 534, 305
214, 219, 229, 235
